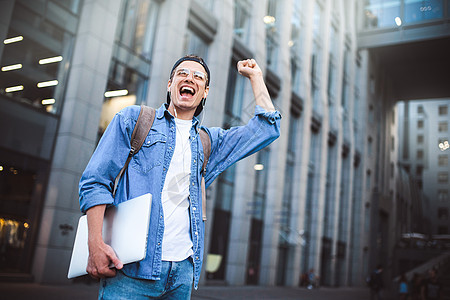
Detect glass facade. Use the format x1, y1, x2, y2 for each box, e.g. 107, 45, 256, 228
265, 0, 280, 71
365, 0, 445, 28
233, 0, 252, 43
276, 113, 299, 286
290, 0, 304, 96
0, 0, 82, 274
246, 148, 270, 285
98, 0, 159, 138
0, 0, 79, 114
207, 58, 244, 281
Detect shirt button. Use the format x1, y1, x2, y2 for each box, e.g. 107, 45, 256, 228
158, 242, 160, 245
192, 182, 194, 186
196, 256, 199, 260
194, 231, 198, 235
193, 207, 196, 211
160, 215, 163, 219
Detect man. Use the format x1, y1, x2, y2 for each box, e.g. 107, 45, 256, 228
79, 55, 281, 299
421, 268, 442, 300
369, 264, 384, 300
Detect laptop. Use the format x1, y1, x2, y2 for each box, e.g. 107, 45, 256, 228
67, 193, 152, 278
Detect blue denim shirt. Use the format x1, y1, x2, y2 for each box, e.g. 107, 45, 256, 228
79, 103, 281, 288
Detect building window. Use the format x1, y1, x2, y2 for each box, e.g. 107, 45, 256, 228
404, 0, 444, 24
98, 0, 160, 139
117, 0, 159, 60
417, 135, 424, 144
438, 226, 448, 234
438, 207, 449, 220
246, 147, 270, 284
234, 0, 252, 43
439, 105, 448, 115
438, 122, 448, 132
364, 0, 401, 28
417, 149, 424, 160
416, 165, 423, 176
438, 172, 449, 183
0, 1, 80, 114
366, 169, 371, 191
439, 155, 448, 166
265, 0, 280, 70
417, 105, 424, 114
417, 119, 424, 129
224, 59, 245, 127
184, 28, 209, 60
290, 0, 304, 95
327, 25, 338, 101
438, 190, 449, 202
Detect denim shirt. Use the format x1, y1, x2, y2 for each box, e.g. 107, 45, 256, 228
79, 103, 281, 289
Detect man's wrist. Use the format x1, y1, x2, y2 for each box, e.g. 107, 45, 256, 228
249, 72, 264, 82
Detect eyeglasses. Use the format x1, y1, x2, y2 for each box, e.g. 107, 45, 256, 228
175, 68, 207, 82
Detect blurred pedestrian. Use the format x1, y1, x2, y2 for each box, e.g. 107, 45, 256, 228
369, 264, 384, 300
307, 268, 318, 289
398, 273, 409, 300
410, 272, 422, 300
421, 268, 442, 300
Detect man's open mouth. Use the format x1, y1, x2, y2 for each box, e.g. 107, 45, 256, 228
180, 86, 195, 97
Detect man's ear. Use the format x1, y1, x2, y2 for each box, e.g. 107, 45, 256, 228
203, 86, 209, 99
167, 79, 172, 92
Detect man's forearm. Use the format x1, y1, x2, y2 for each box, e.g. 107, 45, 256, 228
249, 74, 275, 112
86, 204, 106, 245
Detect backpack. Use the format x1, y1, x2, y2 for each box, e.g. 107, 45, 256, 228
112, 105, 211, 220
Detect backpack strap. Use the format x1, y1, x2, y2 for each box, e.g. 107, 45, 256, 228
199, 129, 211, 221
113, 105, 155, 197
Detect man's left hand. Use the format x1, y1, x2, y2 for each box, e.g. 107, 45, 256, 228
237, 59, 263, 79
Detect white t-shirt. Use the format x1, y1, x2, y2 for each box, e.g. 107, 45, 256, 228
161, 118, 193, 261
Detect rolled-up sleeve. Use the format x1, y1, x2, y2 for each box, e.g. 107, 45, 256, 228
79, 111, 133, 213
203, 105, 281, 187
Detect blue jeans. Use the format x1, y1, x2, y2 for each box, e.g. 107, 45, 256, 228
99, 258, 193, 299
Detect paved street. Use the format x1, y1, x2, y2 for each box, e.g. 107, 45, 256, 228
0, 281, 381, 300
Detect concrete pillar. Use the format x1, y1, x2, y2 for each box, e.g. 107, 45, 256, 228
32, 0, 123, 283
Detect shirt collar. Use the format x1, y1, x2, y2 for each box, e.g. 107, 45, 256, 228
158, 103, 200, 131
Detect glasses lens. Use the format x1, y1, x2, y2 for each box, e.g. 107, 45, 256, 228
177, 68, 190, 77
193, 71, 206, 81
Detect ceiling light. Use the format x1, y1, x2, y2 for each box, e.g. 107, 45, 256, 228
5, 85, 24, 93
37, 80, 58, 88
1, 64, 22, 72
0, 166, 3, 171
41, 98, 56, 105
254, 164, 264, 171
104, 89, 129, 98
263, 15, 276, 25
39, 56, 63, 65
395, 17, 402, 26
4, 36, 23, 44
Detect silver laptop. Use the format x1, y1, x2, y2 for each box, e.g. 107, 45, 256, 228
67, 193, 152, 278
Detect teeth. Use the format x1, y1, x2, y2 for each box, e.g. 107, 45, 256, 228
181, 87, 194, 94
